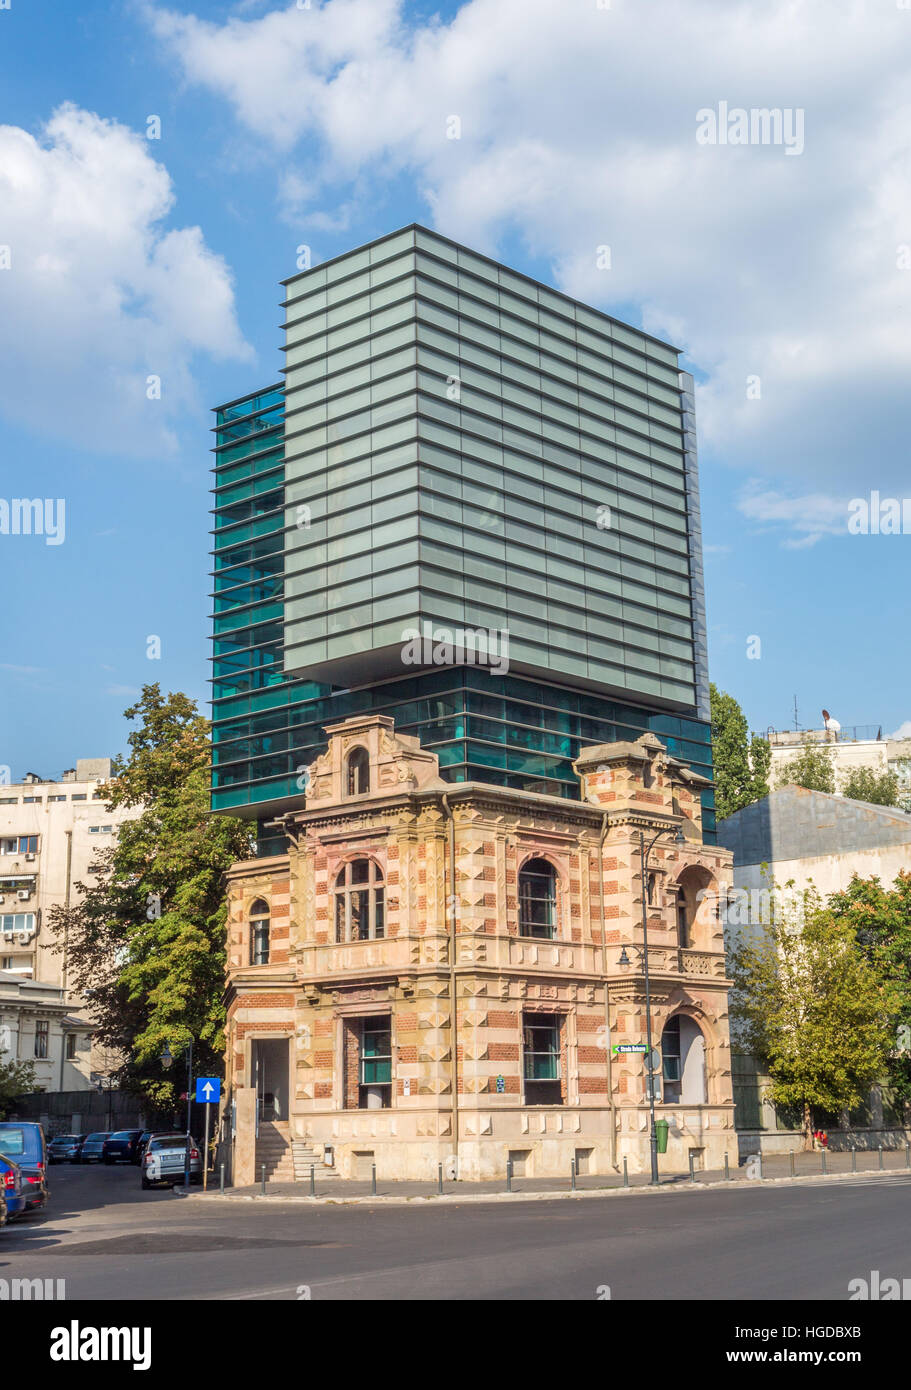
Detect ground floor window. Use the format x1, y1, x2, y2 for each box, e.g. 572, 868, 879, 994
347, 1015, 392, 1109
523, 1013, 563, 1105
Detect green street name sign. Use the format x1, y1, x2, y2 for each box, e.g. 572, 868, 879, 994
612, 1043, 649, 1055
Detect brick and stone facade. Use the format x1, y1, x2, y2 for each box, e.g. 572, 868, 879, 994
223, 714, 737, 1181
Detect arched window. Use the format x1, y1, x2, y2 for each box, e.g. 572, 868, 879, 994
248, 898, 270, 966
346, 747, 370, 796
518, 857, 557, 939
334, 859, 384, 942
661, 1014, 707, 1104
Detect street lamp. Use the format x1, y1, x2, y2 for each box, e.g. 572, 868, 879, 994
639, 823, 686, 1186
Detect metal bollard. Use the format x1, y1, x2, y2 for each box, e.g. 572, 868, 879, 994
879, 1144, 884, 1171
371, 1163, 377, 1196
724, 1153, 730, 1182
821, 1149, 827, 1175
570, 1157, 576, 1192
438, 1162, 443, 1195
219, 1162, 225, 1195
852, 1146, 857, 1172
506, 1158, 513, 1193
688, 1149, 696, 1183
310, 1164, 315, 1197
622, 1156, 629, 1188
261, 1163, 266, 1196
906, 1142, 910, 1170
789, 1150, 795, 1179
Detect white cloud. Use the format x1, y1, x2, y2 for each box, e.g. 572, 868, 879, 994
146, 0, 911, 503
888, 721, 911, 742
0, 103, 252, 457
736, 484, 852, 548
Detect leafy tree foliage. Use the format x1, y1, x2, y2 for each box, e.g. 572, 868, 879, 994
775, 737, 836, 793
709, 683, 771, 820
827, 872, 911, 1103
48, 686, 253, 1113
0, 1058, 38, 1119
729, 885, 897, 1147
840, 765, 901, 808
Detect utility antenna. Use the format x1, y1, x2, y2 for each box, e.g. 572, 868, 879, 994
792, 694, 800, 731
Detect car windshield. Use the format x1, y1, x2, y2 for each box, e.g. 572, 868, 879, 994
109, 1131, 137, 1140
51, 1136, 79, 1144
85, 1133, 108, 1142
150, 1136, 190, 1150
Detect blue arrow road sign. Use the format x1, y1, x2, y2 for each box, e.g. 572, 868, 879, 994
195, 1077, 221, 1105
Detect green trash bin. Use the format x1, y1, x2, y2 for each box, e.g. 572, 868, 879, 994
655, 1119, 669, 1155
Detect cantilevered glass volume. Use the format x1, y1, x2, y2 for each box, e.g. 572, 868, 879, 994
211, 226, 715, 851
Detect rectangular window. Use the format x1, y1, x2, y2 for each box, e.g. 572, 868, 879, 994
48, 795, 67, 802
34, 1019, 49, 1059
0, 914, 36, 936
358, 1016, 392, 1108
250, 920, 270, 966
22, 798, 41, 804
71, 794, 87, 801
523, 1014, 562, 1105
65, 1033, 77, 1060
0, 836, 38, 855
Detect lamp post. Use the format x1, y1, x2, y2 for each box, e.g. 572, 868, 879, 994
623, 824, 686, 1185
161, 1039, 194, 1192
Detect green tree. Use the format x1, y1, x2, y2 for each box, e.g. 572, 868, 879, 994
0, 1058, 38, 1119
827, 871, 911, 1106
729, 885, 897, 1147
775, 737, 836, 793
48, 685, 253, 1113
709, 683, 770, 819
840, 765, 901, 808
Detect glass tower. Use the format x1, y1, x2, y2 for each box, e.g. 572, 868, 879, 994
211, 226, 714, 852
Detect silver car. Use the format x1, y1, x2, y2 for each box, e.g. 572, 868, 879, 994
141, 1133, 202, 1189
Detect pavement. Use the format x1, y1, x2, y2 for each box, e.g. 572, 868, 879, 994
2, 1153, 911, 1300
202, 1145, 911, 1203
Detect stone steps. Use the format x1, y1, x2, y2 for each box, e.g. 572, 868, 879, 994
254, 1123, 339, 1182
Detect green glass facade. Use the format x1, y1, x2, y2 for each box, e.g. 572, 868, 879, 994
211, 226, 715, 852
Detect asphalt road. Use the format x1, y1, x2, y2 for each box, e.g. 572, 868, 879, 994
3, 1160, 911, 1301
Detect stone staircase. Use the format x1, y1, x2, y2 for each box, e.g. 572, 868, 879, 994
255, 1121, 339, 1183
292, 1140, 340, 1181
255, 1121, 295, 1182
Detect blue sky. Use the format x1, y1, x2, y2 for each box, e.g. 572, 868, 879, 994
3, 0, 910, 779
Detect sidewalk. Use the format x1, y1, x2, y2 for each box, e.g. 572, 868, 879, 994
188, 1146, 911, 1206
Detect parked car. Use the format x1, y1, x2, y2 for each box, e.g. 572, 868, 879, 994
0, 1122, 48, 1211
102, 1129, 144, 1165
68, 1136, 88, 1164
0, 1153, 26, 1219
134, 1132, 154, 1165
141, 1133, 201, 1190
73, 1132, 110, 1165
48, 1134, 83, 1164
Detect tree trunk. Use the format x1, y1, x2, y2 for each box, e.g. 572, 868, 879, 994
803, 1101, 813, 1152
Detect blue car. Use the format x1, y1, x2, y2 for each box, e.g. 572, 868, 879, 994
0, 1122, 47, 1211
0, 1152, 26, 1219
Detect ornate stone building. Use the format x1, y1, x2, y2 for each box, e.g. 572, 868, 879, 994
222, 714, 737, 1182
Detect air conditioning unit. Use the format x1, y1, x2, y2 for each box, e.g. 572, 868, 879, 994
25, 853, 35, 862
0, 896, 4, 905
17, 890, 30, 901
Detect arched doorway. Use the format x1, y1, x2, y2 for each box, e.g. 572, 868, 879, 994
674, 864, 715, 949
661, 1014, 707, 1104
